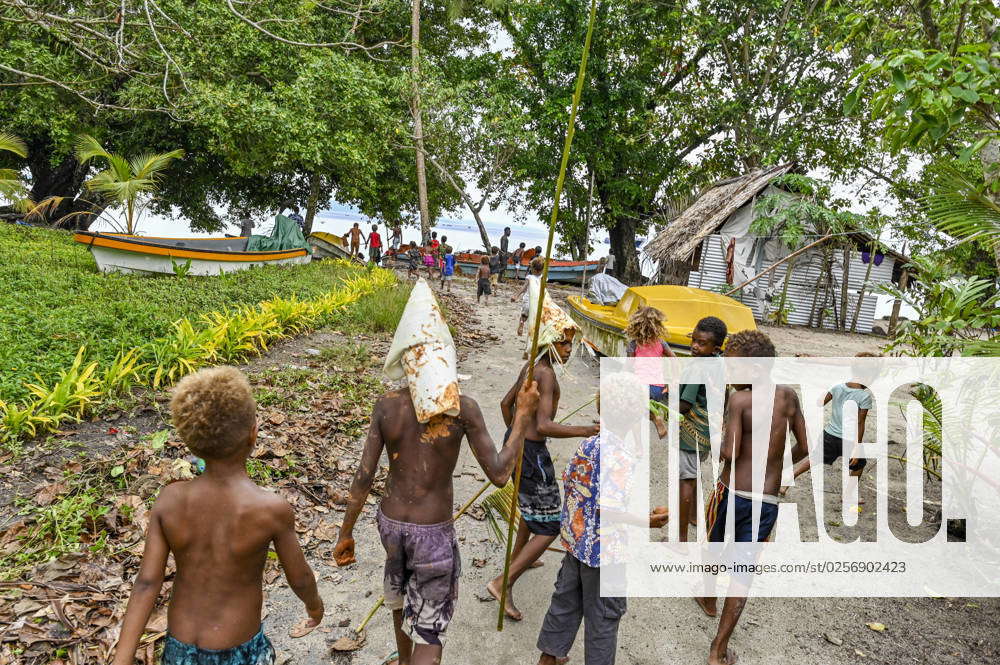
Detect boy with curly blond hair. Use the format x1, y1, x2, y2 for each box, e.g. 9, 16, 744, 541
112, 366, 323, 665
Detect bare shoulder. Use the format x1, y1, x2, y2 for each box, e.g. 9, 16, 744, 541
152, 479, 190, 511
729, 389, 752, 409
776, 385, 802, 410
459, 394, 483, 417
248, 485, 296, 527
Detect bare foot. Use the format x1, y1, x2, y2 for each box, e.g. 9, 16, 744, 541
694, 596, 717, 617
487, 578, 523, 621
708, 648, 738, 665
653, 414, 668, 439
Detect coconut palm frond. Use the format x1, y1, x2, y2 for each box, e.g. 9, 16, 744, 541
481, 481, 520, 544
923, 170, 1000, 249
74, 134, 112, 164
0, 132, 28, 158
130, 149, 184, 180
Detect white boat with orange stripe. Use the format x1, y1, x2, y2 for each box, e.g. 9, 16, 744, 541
73, 232, 311, 276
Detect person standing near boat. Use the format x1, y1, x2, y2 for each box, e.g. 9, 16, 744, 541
366, 224, 382, 265
499, 227, 512, 282
512, 242, 526, 279
390, 224, 403, 251
287, 206, 305, 231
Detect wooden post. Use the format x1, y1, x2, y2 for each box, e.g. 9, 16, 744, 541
888, 269, 910, 337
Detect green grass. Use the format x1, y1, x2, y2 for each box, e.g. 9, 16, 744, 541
0, 224, 358, 402
332, 281, 413, 334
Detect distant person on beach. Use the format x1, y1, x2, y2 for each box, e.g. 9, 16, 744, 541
439, 235, 452, 274
440, 248, 456, 292
513, 257, 545, 337
499, 227, 511, 282
477, 255, 492, 305
367, 224, 382, 265
512, 242, 526, 279
238, 218, 254, 237
287, 206, 305, 230
604, 252, 615, 276
348, 222, 364, 256
407, 241, 422, 280
489, 246, 502, 291
424, 239, 438, 279
111, 367, 323, 665
332, 315, 540, 665
391, 224, 403, 251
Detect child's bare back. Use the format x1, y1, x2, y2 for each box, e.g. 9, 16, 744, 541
724, 385, 806, 496
154, 475, 297, 648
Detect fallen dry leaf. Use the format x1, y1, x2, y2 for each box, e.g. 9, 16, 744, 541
865, 622, 886, 632
331, 630, 366, 652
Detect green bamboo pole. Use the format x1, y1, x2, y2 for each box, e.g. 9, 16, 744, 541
497, 0, 598, 632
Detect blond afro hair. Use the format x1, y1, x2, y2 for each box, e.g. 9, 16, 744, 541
170, 366, 257, 459
625, 306, 665, 346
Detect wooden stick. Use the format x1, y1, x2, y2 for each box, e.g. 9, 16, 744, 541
354, 596, 383, 634
723, 235, 832, 297
497, 0, 598, 632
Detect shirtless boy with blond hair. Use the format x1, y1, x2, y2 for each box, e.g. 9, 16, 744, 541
113, 367, 322, 665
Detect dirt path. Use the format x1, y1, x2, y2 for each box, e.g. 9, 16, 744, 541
263, 276, 999, 665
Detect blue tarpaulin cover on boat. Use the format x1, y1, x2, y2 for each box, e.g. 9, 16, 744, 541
246, 215, 311, 253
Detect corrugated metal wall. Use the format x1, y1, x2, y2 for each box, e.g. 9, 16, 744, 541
687, 235, 895, 333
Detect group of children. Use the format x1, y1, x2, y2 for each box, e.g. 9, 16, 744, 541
111, 268, 878, 665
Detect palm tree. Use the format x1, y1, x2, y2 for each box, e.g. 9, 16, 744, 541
924, 169, 1000, 272
0, 132, 31, 211
74, 135, 184, 235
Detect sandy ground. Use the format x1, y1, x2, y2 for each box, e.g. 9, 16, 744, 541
262, 276, 999, 665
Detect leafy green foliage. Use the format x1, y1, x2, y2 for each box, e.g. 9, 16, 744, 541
882, 256, 1000, 357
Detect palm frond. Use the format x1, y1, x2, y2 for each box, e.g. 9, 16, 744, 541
86, 172, 154, 202
130, 149, 184, 181
74, 134, 111, 164
923, 170, 1000, 249
0, 132, 28, 158
481, 481, 520, 544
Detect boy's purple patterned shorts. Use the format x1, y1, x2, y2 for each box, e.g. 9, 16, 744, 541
376, 509, 461, 646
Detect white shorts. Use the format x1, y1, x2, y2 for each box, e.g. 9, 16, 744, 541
678, 448, 708, 481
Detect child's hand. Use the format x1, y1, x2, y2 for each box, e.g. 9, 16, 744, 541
584, 423, 600, 437
333, 536, 356, 566
649, 506, 669, 528
515, 380, 540, 417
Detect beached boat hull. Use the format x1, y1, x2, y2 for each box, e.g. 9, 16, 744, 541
454, 253, 600, 284
74, 232, 311, 276
308, 232, 352, 260
567, 285, 757, 357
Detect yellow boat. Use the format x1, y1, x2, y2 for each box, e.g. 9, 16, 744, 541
566, 285, 757, 356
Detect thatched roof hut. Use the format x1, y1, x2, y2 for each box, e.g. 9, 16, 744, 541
643, 165, 911, 334
645, 164, 795, 264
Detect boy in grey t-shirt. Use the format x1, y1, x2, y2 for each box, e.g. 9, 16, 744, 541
782, 353, 876, 496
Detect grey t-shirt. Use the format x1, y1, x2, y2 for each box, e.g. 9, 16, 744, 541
826, 383, 873, 439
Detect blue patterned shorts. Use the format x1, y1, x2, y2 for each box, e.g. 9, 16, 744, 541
162, 626, 274, 665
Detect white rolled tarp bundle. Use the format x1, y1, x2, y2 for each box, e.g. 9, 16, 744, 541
383, 279, 460, 424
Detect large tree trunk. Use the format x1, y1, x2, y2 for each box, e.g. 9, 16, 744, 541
469, 207, 491, 253
304, 173, 321, 236
410, 0, 431, 244
608, 215, 641, 284
23, 145, 101, 229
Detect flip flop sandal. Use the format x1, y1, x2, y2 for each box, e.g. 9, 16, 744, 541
381, 651, 399, 665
